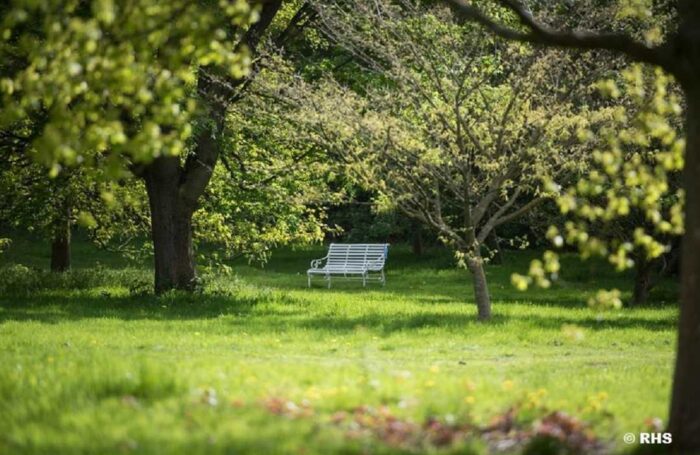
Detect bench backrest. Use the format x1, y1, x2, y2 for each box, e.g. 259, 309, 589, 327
327, 243, 388, 270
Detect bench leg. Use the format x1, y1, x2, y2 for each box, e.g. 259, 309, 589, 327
308, 274, 311, 288
327, 275, 331, 289
381, 270, 386, 286
363, 274, 366, 287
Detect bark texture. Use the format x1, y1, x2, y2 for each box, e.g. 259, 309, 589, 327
668, 85, 700, 450
143, 107, 224, 293
485, 229, 503, 265
144, 156, 197, 292
667, 6, 700, 446
631, 257, 654, 307
467, 255, 491, 321
50, 205, 71, 272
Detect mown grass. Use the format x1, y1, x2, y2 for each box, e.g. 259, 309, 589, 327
0, 236, 678, 454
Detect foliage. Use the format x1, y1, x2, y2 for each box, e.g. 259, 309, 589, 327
192, 57, 344, 263
0, 0, 258, 177
0, 238, 9, 255
512, 65, 685, 307
0, 1, 339, 272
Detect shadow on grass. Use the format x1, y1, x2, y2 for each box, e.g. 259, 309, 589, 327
289, 313, 676, 334
241, 265, 678, 310
296, 283, 677, 311
0, 291, 677, 334
0, 293, 262, 324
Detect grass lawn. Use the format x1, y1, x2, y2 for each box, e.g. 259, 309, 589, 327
0, 237, 678, 454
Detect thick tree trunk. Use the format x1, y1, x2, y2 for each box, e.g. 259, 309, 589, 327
50, 205, 71, 272
630, 256, 654, 307
668, 87, 700, 450
467, 254, 491, 321
144, 156, 196, 293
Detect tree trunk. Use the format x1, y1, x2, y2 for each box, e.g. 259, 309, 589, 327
144, 156, 196, 293
666, 239, 681, 276
411, 221, 423, 256
467, 253, 491, 321
630, 256, 654, 307
668, 86, 700, 450
50, 205, 71, 272
137, 0, 283, 294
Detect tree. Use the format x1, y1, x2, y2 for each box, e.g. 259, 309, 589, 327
0, 0, 260, 285
135, 1, 289, 292
313, 0, 594, 319
445, 0, 700, 448
0, 156, 73, 272
0, 153, 150, 271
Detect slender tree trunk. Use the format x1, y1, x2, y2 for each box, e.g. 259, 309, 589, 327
668, 87, 700, 450
144, 156, 196, 293
50, 204, 71, 272
631, 256, 654, 307
411, 221, 423, 256
467, 250, 491, 321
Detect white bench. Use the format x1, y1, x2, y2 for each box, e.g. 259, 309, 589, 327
307, 243, 389, 288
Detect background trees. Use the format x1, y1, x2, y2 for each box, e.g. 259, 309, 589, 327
198, 59, 341, 263
0, 159, 150, 271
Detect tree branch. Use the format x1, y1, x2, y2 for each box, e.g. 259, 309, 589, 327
446, 0, 671, 70
495, 196, 546, 228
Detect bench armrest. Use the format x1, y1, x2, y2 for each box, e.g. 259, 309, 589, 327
310, 255, 328, 269
365, 257, 386, 269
